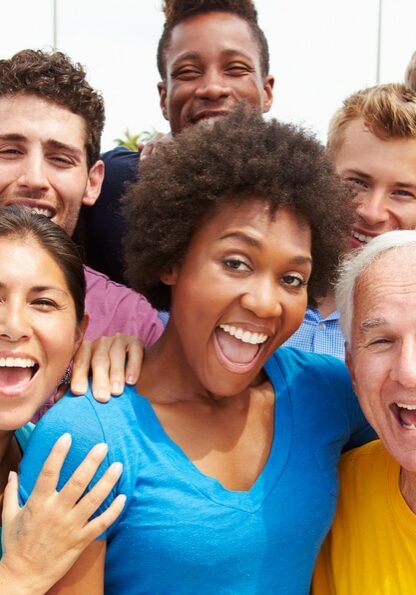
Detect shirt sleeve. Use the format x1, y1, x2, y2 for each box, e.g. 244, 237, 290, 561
319, 354, 376, 450
18, 391, 120, 538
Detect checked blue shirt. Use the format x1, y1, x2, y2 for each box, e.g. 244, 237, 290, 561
284, 307, 346, 361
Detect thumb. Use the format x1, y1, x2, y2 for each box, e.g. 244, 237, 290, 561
2, 471, 20, 525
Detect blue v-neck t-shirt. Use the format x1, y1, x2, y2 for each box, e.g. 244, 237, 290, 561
18, 348, 373, 594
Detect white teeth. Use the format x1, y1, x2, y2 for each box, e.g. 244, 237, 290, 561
31, 207, 52, 217
397, 403, 416, 410
351, 230, 373, 244
219, 324, 268, 345
0, 357, 36, 368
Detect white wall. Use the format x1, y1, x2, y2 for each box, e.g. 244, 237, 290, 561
2, 1, 415, 148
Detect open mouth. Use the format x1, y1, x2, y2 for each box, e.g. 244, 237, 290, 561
351, 230, 374, 245
392, 402, 416, 430
214, 323, 269, 372
30, 207, 53, 218
0, 357, 39, 395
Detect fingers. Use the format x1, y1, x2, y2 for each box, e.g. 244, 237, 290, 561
122, 336, 144, 386
71, 340, 93, 395
31, 433, 72, 497
74, 461, 123, 520
83, 493, 126, 541
2, 471, 19, 526
59, 443, 109, 507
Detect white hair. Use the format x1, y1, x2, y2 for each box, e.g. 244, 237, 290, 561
336, 230, 416, 345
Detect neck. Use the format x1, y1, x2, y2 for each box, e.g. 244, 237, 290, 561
316, 292, 336, 318
400, 467, 416, 513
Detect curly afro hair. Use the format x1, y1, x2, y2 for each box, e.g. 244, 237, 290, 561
157, 0, 269, 78
0, 49, 104, 168
123, 107, 353, 311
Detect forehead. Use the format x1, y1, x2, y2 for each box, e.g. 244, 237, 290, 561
191, 200, 311, 253
0, 93, 87, 154
353, 250, 416, 326
165, 11, 262, 68
0, 234, 67, 285
335, 118, 416, 178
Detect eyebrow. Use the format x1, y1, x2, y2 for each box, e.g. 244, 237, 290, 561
359, 317, 387, 332
219, 231, 313, 264
0, 282, 69, 295
0, 134, 83, 160
172, 48, 254, 67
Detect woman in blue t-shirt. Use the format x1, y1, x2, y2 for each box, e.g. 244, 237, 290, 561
20, 110, 373, 594
0, 206, 125, 593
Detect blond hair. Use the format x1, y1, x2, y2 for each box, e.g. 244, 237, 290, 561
327, 83, 416, 158
405, 50, 416, 91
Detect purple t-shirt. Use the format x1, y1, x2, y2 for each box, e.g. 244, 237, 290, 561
83, 266, 163, 345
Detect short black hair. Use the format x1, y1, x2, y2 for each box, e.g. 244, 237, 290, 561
157, 0, 270, 78
123, 107, 352, 312
0, 205, 85, 322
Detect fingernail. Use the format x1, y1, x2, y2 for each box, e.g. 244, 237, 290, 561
109, 462, 123, 476
8, 470, 15, 481
98, 388, 109, 401
57, 433, 72, 446
126, 375, 135, 385
92, 442, 108, 456
71, 384, 85, 394
111, 381, 121, 394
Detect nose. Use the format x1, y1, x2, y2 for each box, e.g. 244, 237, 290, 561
17, 151, 50, 193
354, 188, 389, 227
240, 276, 284, 320
0, 301, 31, 343
194, 70, 232, 102
390, 340, 416, 388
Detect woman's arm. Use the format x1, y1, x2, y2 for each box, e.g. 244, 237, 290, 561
0, 434, 124, 595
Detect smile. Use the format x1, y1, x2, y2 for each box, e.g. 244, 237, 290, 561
219, 324, 268, 345
30, 207, 53, 218
213, 324, 270, 374
0, 357, 38, 397
351, 230, 374, 244
393, 402, 416, 430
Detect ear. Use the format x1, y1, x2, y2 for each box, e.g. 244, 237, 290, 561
262, 75, 274, 114
72, 314, 89, 357
345, 348, 357, 391
157, 82, 169, 121
82, 160, 105, 207
160, 265, 179, 286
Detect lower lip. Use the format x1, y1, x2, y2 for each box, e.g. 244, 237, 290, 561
212, 330, 266, 375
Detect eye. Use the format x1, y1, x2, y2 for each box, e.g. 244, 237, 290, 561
0, 147, 23, 158
223, 257, 251, 272
225, 63, 252, 76
31, 298, 59, 311
173, 66, 202, 80
282, 274, 306, 288
392, 189, 416, 201
49, 154, 74, 166
344, 177, 368, 191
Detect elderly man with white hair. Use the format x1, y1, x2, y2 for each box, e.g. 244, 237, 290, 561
313, 229, 416, 594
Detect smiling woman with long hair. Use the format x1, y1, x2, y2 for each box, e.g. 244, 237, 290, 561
0, 206, 125, 594
19, 110, 374, 594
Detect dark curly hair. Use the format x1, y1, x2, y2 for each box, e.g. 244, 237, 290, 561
123, 107, 353, 311
157, 0, 270, 79
0, 49, 104, 168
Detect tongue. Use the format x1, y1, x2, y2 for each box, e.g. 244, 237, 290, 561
399, 408, 416, 427
216, 328, 260, 364
0, 367, 33, 390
